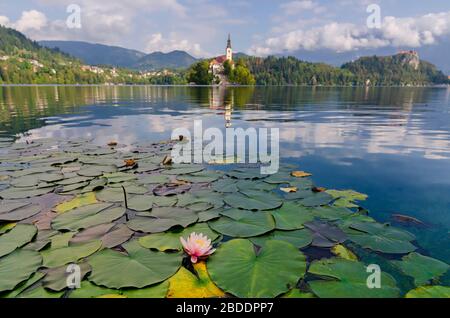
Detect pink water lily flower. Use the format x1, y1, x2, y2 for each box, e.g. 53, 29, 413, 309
180, 232, 216, 263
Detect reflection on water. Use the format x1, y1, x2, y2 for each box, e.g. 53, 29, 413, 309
1, 85, 450, 262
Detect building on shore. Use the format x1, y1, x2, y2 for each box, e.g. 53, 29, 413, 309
210, 34, 234, 77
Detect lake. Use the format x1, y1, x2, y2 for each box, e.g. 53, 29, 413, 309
1, 85, 450, 263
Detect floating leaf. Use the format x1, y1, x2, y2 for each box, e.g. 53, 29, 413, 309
391, 253, 449, 286
153, 183, 191, 196
43, 262, 92, 291
208, 239, 307, 298
308, 258, 399, 298
52, 203, 126, 231
280, 187, 297, 193
212, 179, 238, 193
347, 222, 416, 254
70, 223, 133, 248
139, 223, 219, 251
271, 202, 315, 230
0, 222, 16, 234
299, 192, 333, 207
0, 186, 55, 199
304, 221, 347, 248
0, 202, 41, 221
209, 210, 275, 238
104, 172, 137, 184
41, 240, 102, 268
224, 192, 282, 211
127, 207, 198, 233
137, 174, 170, 185
250, 229, 313, 249
121, 281, 169, 298
54, 192, 98, 214
331, 245, 358, 261
405, 286, 450, 298
167, 262, 225, 298
291, 171, 312, 178
0, 224, 37, 258
88, 240, 181, 289
69, 281, 119, 298
0, 249, 42, 292
226, 169, 268, 180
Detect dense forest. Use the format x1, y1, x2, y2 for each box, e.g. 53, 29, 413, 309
342, 54, 449, 86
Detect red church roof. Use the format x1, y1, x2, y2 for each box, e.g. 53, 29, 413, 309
212, 55, 227, 64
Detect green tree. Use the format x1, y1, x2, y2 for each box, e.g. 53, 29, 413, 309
187, 60, 213, 85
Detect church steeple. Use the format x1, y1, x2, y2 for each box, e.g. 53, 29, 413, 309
226, 34, 233, 61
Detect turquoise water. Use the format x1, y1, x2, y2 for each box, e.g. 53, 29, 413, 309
1, 85, 449, 262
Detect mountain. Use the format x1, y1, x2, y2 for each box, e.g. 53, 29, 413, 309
342, 52, 449, 85
292, 42, 450, 75
40, 40, 197, 70
40, 40, 146, 68
133, 50, 197, 71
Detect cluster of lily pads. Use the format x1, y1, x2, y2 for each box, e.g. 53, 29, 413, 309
0, 137, 449, 298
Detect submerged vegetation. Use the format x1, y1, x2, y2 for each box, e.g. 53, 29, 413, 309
0, 137, 448, 298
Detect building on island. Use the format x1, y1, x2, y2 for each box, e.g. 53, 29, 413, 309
210, 34, 234, 78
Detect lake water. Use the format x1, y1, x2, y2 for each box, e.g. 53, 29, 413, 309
1, 85, 450, 263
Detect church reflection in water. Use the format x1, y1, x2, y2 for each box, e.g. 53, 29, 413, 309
209, 86, 234, 128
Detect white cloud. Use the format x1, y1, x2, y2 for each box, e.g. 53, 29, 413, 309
0, 16, 10, 26
145, 33, 207, 57
250, 11, 450, 56
13, 10, 48, 32
280, 1, 325, 14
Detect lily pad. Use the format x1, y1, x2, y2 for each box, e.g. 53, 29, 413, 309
42, 262, 92, 291
405, 286, 450, 298
209, 210, 275, 238
270, 202, 315, 230
0, 249, 43, 292
391, 253, 449, 286
347, 222, 416, 254
41, 240, 102, 268
0, 224, 37, 258
308, 258, 400, 298
212, 179, 238, 193
70, 223, 134, 248
0, 203, 41, 221
208, 239, 307, 298
127, 207, 198, 233
250, 229, 313, 249
304, 221, 347, 248
53, 192, 98, 214
52, 203, 126, 231
88, 240, 181, 289
224, 192, 282, 211
167, 262, 225, 298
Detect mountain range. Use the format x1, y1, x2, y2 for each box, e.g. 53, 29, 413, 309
39, 41, 198, 70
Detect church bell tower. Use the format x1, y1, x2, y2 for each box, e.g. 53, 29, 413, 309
226, 34, 233, 61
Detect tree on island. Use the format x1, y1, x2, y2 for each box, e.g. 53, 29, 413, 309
187, 60, 214, 85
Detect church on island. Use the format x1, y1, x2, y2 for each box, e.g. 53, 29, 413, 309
209, 34, 234, 78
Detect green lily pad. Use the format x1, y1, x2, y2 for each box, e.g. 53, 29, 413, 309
224, 191, 282, 211
121, 281, 169, 298
68, 280, 119, 298
162, 166, 204, 175
308, 258, 400, 298
0, 224, 37, 258
42, 262, 92, 291
104, 172, 137, 184
70, 223, 134, 248
137, 174, 170, 185
208, 239, 307, 298
127, 207, 198, 233
177, 171, 222, 183
327, 190, 368, 208
209, 209, 276, 238
298, 192, 333, 207
52, 203, 126, 231
226, 169, 268, 180
271, 202, 315, 230
304, 221, 347, 248
0, 202, 41, 221
139, 223, 219, 251
0, 186, 55, 199
391, 253, 450, 286
405, 286, 450, 298
88, 240, 181, 289
212, 179, 238, 193
347, 222, 416, 254
250, 229, 313, 249
41, 240, 102, 268
0, 249, 43, 292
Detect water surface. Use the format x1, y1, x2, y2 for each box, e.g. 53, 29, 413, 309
1, 85, 449, 262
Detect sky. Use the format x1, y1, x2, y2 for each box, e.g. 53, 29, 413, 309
0, 0, 449, 58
